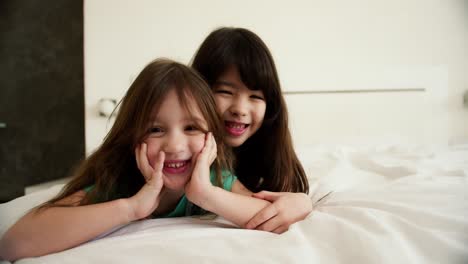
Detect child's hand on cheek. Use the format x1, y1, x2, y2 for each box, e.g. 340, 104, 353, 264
127, 143, 165, 221
185, 132, 217, 206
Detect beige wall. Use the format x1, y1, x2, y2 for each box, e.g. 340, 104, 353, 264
84, 0, 468, 154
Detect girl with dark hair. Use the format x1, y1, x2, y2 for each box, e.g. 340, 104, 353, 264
0, 59, 272, 261
192, 27, 312, 234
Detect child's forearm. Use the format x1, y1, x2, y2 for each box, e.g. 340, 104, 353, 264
0, 199, 133, 261
197, 187, 271, 227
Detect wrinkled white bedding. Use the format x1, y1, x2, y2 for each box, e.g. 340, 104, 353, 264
1, 144, 467, 264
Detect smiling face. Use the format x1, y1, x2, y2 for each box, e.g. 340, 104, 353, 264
213, 67, 266, 147
144, 89, 207, 192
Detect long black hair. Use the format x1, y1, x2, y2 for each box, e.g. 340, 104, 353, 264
191, 27, 308, 193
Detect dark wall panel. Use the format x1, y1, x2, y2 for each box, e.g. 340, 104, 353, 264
0, 0, 84, 202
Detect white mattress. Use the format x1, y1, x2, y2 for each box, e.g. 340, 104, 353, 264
1, 144, 467, 264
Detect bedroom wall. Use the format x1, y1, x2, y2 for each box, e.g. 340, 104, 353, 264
84, 0, 468, 154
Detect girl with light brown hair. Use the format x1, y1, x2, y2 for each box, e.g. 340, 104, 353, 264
0, 59, 272, 261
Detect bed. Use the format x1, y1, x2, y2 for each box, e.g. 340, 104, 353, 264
1, 143, 467, 264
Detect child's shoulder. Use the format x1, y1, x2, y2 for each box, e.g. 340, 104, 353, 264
221, 169, 236, 179
210, 168, 237, 191
83, 185, 94, 193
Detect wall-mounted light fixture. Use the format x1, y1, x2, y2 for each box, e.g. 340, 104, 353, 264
98, 98, 117, 117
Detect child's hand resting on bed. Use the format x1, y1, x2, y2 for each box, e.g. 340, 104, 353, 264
185, 133, 217, 206
130, 143, 165, 220
245, 191, 312, 234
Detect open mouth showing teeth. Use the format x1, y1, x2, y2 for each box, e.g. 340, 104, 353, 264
225, 121, 249, 130
163, 160, 190, 174
225, 121, 249, 137
164, 161, 187, 168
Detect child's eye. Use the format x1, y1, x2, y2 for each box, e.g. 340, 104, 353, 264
215, 89, 233, 95
149, 127, 163, 134
250, 95, 264, 100
185, 124, 206, 134
185, 125, 199, 131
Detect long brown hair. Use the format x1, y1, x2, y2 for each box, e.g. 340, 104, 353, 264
42, 58, 232, 208
191, 27, 309, 193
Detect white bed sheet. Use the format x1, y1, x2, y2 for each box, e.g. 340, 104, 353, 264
1, 144, 467, 264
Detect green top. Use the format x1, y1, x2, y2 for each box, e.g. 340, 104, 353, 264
161, 169, 236, 218
84, 169, 236, 218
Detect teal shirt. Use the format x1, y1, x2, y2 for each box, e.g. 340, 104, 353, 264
84, 169, 236, 218
160, 169, 236, 218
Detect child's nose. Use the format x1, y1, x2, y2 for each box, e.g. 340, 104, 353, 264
229, 96, 248, 117
163, 132, 185, 153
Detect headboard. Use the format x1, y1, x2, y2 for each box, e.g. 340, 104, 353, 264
284, 65, 448, 146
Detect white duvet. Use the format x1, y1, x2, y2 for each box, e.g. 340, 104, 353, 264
1, 144, 467, 264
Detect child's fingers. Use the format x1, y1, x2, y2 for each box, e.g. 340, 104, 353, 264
208, 133, 217, 162
201, 132, 217, 163
251, 191, 282, 202
205, 132, 213, 151
272, 225, 288, 234
191, 151, 200, 165
150, 166, 164, 192
140, 143, 150, 179
196, 133, 210, 161
135, 144, 141, 171
138, 143, 153, 181
153, 151, 165, 173
148, 151, 165, 188
245, 205, 278, 229
194, 133, 216, 166
254, 214, 284, 233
